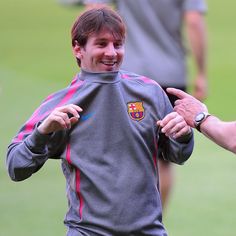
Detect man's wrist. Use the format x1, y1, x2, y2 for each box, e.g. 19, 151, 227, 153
194, 112, 211, 132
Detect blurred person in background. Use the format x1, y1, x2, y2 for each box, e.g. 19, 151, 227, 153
167, 88, 236, 154
83, 0, 208, 210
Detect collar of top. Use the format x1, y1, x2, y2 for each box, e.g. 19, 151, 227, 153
78, 69, 120, 84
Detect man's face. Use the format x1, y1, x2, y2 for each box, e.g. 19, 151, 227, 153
74, 29, 125, 72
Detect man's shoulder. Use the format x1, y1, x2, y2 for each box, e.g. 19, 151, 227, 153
119, 70, 161, 87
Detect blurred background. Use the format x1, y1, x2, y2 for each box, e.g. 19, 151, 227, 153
0, 0, 236, 235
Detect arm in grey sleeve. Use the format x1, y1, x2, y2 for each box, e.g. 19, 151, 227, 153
157, 88, 194, 164
6, 128, 67, 181
158, 129, 194, 165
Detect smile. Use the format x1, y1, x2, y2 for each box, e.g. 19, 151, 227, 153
102, 61, 117, 66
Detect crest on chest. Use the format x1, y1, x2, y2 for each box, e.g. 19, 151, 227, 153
127, 101, 145, 121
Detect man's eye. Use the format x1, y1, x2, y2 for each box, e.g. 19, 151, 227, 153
114, 43, 123, 48
97, 42, 106, 47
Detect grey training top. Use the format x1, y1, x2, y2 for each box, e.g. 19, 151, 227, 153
84, 0, 207, 87
7, 70, 194, 236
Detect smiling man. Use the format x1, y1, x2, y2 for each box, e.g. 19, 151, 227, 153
7, 7, 194, 236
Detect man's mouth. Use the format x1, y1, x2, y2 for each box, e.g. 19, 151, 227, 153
102, 61, 117, 66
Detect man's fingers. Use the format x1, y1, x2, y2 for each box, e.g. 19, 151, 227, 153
67, 107, 81, 119
157, 112, 178, 132
173, 126, 191, 139
56, 104, 83, 119
166, 88, 191, 99
174, 99, 182, 106
70, 116, 80, 126
38, 104, 83, 134
157, 112, 191, 138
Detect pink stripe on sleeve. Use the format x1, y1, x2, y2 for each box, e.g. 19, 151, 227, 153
76, 169, 83, 218
121, 73, 160, 86
139, 76, 159, 85
14, 79, 84, 142
66, 140, 83, 218
56, 80, 84, 108
152, 138, 158, 169
66, 143, 71, 165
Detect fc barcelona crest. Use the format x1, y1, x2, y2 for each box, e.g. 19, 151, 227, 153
127, 101, 145, 121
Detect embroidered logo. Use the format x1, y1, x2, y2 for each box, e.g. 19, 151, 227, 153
127, 102, 145, 121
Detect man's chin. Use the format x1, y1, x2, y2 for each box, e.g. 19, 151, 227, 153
101, 66, 119, 72
100, 62, 121, 71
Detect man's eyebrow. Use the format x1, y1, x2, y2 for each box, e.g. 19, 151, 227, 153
94, 38, 123, 43
94, 38, 107, 41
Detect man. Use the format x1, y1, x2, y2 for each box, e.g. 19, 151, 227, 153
167, 88, 236, 154
7, 8, 194, 235
84, 0, 207, 209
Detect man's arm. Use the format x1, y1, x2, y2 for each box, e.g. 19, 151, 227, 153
7, 130, 56, 181
157, 111, 194, 164
7, 104, 82, 181
184, 11, 208, 101
199, 116, 236, 154
156, 86, 194, 165
167, 88, 236, 154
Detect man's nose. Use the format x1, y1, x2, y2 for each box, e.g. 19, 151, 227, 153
105, 44, 117, 56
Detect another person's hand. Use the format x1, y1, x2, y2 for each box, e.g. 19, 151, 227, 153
38, 104, 83, 134
156, 111, 191, 139
167, 87, 208, 127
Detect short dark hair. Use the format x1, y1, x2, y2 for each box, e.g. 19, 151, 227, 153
71, 7, 126, 66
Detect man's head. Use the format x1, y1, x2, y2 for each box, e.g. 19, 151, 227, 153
71, 7, 126, 72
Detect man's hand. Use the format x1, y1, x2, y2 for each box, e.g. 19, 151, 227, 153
156, 111, 191, 139
192, 74, 208, 101
38, 104, 83, 134
166, 88, 208, 127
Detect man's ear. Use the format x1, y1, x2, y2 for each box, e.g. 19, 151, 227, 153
72, 42, 82, 60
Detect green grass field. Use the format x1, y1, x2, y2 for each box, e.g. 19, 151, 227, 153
0, 1, 236, 235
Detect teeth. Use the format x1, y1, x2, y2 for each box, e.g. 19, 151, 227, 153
102, 61, 116, 65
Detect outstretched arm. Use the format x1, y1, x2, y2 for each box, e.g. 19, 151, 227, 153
167, 88, 236, 154
200, 116, 236, 154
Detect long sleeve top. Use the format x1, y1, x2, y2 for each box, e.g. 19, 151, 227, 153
7, 70, 194, 236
